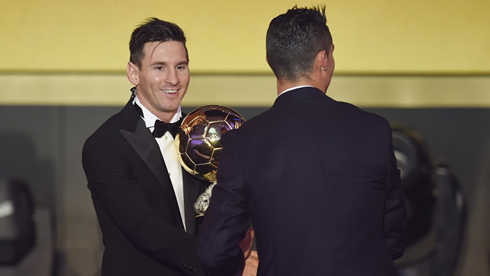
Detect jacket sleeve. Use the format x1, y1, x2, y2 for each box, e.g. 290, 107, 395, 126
383, 124, 408, 260
82, 131, 203, 275
197, 133, 249, 276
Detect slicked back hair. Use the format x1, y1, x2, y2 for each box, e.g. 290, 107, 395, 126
266, 6, 332, 81
129, 17, 188, 68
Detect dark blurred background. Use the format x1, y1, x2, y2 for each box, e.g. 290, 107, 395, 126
0, 96, 489, 275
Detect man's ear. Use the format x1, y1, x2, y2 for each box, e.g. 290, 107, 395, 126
320, 50, 329, 71
315, 50, 328, 71
127, 62, 139, 86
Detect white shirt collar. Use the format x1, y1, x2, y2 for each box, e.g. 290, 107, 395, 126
278, 85, 315, 97
133, 95, 182, 129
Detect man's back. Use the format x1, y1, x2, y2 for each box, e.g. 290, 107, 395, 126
207, 87, 406, 275
198, 6, 406, 276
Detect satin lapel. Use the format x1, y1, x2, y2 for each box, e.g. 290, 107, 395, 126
183, 171, 202, 234
120, 119, 182, 227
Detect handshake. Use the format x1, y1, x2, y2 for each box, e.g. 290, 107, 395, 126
238, 227, 259, 276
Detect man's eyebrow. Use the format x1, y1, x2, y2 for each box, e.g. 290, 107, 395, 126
150, 61, 167, 66
150, 60, 188, 66
177, 60, 189, 65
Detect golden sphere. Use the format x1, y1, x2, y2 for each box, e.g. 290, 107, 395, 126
175, 105, 245, 183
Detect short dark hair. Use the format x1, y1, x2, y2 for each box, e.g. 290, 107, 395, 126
129, 17, 188, 68
266, 6, 332, 81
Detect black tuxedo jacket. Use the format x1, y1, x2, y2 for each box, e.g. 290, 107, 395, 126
82, 98, 207, 276
198, 87, 407, 276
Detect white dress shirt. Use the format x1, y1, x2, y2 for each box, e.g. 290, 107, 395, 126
278, 85, 315, 97
133, 96, 186, 231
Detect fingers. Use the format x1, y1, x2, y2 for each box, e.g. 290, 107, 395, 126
241, 251, 259, 276
239, 227, 255, 259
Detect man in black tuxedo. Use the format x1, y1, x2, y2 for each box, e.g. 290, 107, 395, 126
82, 18, 208, 276
198, 6, 407, 276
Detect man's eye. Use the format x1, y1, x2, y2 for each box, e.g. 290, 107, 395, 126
156, 66, 164, 70
177, 65, 187, 70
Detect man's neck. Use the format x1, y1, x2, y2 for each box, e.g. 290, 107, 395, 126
276, 78, 325, 96
133, 96, 181, 125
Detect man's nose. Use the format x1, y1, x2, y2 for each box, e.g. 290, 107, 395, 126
165, 69, 179, 85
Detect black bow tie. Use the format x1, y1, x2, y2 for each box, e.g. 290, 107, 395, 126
132, 102, 182, 138
153, 119, 182, 138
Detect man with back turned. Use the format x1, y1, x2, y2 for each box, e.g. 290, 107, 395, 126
198, 6, 407, 276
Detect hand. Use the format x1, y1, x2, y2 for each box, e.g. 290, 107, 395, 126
242, 251, 259, 276
238, 227, 255, 259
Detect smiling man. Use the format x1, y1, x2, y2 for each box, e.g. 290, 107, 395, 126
127, 39, 190, 123
82, 18, 208, 276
